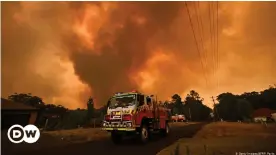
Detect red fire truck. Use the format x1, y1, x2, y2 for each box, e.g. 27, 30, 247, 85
102, 91, 170, 144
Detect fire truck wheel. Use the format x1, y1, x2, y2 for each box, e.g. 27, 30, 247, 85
111, 132, 122, 144
140, 125, 149, 143
161, 122, 170, 137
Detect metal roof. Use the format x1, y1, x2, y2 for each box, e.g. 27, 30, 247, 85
252, 108, 273, 117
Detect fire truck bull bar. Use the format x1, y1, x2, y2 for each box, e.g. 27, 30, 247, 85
102, 119, 137, 131
102, 127, 136, 131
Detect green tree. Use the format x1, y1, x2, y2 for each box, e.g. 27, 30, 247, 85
236, 99, 253, 120
171, 94, 183, 115
238, 85, 276, 111
239, 92, 262, 110
87, 97, 95, 121
163, 100, 169, 108
7, 93, 68, 128
216, 92, 238, 121
260, 86, 276, 110
184, 90, 211, 121
8, 93, 44, 108
216, 92, 254, 121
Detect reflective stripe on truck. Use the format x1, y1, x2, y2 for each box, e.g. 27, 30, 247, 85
102, 128, 136, 131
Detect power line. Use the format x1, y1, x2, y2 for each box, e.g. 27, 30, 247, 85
212, 2, 218, 94
193, 2, 207, 68
195, 2, 211, 90
212, 2, 217, 76
209, 1, 220, 97
185, 2, 208, 87
197, 2, 208, 70
216, 1, 220, 94
210, 2, 216, 93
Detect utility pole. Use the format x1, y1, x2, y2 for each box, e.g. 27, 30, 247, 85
212, 96, 220, 121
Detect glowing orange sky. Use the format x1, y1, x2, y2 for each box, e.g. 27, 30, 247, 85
2, 2, 276, 109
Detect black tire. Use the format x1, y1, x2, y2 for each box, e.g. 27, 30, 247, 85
140, 125, 149, 143
161, 122, 170, 137
111, 132, 122, 144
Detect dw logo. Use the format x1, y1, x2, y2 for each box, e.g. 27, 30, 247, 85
7, 124, 40, 144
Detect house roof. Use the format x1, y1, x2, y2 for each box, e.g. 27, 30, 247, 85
252, 108, 272, 117
1, 98, 38, 111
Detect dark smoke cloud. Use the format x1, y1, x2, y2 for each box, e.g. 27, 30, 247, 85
2, 2, 276, 108
1, 2, 91, 108
2, 2, 61, 99
66, 2, 189, 105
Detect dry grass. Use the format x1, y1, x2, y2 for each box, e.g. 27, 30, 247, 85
44, 122, 276, 155
44, 128, 109, 143
158, 122, 276, 155
169, 122, 199, 127
195, 122, 276, 139
44, 122, 192, 143
2, 128, 110, 155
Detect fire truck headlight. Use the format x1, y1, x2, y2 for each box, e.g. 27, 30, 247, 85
127, 123, 132, 127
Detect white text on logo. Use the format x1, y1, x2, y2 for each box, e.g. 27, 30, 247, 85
7, 124, 40, 144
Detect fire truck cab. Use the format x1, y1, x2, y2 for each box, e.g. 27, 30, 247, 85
102, 91, 170, 144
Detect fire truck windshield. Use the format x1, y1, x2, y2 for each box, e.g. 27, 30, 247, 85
109, 94, 136, 108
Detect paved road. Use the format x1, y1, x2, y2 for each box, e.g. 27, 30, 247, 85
8, 123, 208, 155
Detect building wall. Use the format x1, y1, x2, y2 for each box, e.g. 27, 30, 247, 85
29, 111, 38, 124
272, 113, 276, 121
2, 111, 30, 129
1, 110, 38, 129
